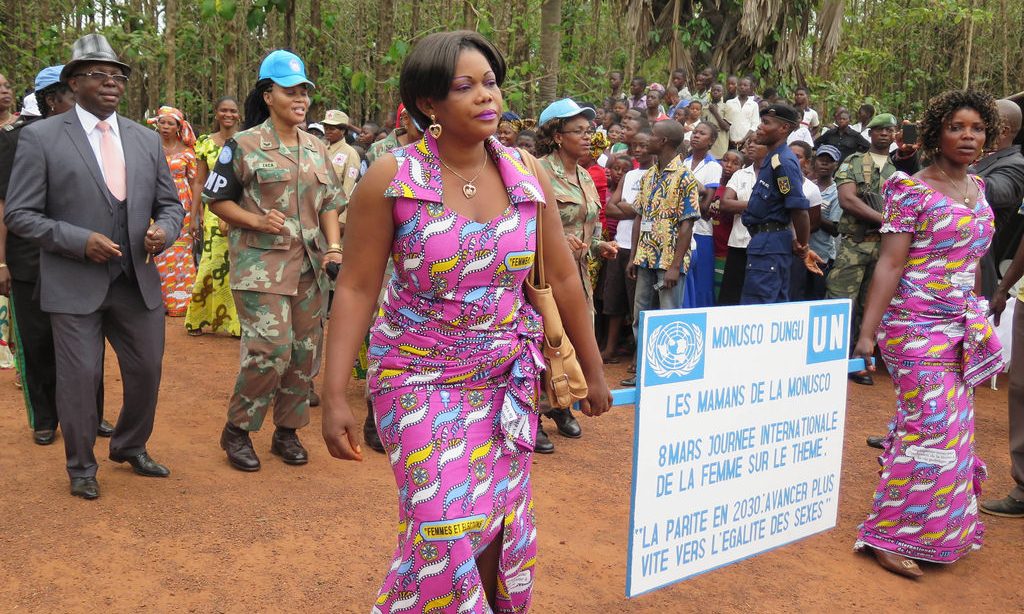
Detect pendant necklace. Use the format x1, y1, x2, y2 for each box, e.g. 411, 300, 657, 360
438, 153, 488, 199
935, 163, 972, 205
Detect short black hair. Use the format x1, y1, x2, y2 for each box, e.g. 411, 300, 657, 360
695, 120, 719, 145
399, 30, 507, 130
859, 103, 875, 116
632, 76, 647, 86
789, 140, 814, 160
920, 89, 1001, 161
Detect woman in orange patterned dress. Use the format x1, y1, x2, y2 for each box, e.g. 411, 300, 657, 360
149, 106, 198, 316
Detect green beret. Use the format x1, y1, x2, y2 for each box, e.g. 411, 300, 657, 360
866, 113, 897, 129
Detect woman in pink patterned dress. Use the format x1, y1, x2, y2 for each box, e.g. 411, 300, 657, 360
150, 105, 198, 316
852, 90, 1005, 578
320, 31, 611, 612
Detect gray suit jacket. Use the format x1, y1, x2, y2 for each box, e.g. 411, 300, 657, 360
3, 109, 184, 314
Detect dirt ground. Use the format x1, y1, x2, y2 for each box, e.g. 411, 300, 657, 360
1, 318, 1022, 613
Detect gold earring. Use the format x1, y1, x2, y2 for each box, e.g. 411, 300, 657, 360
428, 114, 442, 139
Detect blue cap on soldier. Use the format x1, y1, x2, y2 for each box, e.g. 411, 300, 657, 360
258, 50, 314, 88
538, 98, 597, 127
34, 65, 65, 91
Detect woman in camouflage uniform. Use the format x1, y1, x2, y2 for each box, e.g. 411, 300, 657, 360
203, 50, 344, 471
534, 98, 618, 450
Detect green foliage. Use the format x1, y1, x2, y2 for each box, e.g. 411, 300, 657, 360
0, 0, 1019, 128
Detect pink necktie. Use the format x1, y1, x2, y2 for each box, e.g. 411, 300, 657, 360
96, 120, 126, 201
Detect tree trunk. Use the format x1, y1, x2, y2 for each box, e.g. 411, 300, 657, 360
463, 0, 477, 29
164, 0, 177, 106
539, 0, 562, 104
283, 0, 296, 49
962, 0, 975, 89
374, 0, 396, 123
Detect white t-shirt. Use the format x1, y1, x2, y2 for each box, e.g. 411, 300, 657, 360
613, 167, 647, 248
685, 154, 723, 237
788, 108, 819, 145
726, 165, 757, 248
724, 97, 760, 143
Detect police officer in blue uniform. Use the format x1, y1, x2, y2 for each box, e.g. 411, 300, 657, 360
740, 103, 821, 304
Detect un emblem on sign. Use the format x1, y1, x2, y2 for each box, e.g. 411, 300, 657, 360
646, 321, 704, 378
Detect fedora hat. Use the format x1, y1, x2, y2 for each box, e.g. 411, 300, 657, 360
60, 33, 132, 82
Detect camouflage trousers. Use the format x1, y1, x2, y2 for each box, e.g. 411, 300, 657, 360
228, 271, 324, 431
825, 237, 880, 343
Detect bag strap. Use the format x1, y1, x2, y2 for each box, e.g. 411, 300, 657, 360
519, 148, 546, 288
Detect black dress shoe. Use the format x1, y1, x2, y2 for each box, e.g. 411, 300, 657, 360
534, 425, 555, 454
110, 451, 171, 477
97, 419, 115, 437
221, 422, 260, 471
33, 429, 56, 445
70, 477, 100, 500
545, 408, 582, 438
270, 428, 309, 465
849, 372, 874, 386
620, 376, 636, 387
363, 405, 385, 454
866, 436, 885, 449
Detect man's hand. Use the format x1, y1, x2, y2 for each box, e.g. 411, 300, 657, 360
663, 266, 681, 288
990, 291, 1008, 326
565, 234, 585, 252
626, 261, 637, 280
257, 209, 287, 234
598, 241, 618, 260
145, 224, 167, 256
85, 232, 122, 263
895, 126, 920, 157
0, 266, 10, 296
803, 249, 825, 275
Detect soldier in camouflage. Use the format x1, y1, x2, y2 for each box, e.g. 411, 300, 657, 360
204, 50, 344, 471
825, 113, 918, 386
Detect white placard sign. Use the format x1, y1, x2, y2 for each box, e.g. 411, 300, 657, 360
626, 300, 852, 597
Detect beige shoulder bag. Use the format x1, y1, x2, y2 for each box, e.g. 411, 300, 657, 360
519, 150, 589, 408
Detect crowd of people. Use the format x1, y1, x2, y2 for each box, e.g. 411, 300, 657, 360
0, 27, 1023, 611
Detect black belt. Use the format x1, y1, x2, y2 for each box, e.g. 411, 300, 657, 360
748, 222, 790, 236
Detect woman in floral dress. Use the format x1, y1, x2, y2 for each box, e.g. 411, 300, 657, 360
185, 97, 241, 336
149, 106, 197, 316
852, 90, 1005, 578
320, 31, 611, 612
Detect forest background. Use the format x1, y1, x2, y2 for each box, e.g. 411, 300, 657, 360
1, 0, 1021, 131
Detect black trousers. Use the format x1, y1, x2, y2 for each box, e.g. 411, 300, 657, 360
10, 279, 104, 432
49, 276, 159, 478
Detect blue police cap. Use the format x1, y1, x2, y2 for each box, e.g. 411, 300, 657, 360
35, 65, 65, 91
258, 50, 314, 88
539, 98, 596, 127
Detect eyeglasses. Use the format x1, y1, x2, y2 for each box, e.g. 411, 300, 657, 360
74, 71, 129, 85
560, 128, 595, 138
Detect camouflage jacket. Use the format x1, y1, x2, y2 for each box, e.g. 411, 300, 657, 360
835, 151, 898, 238
203, 119, 345, 295
537, 153, 602, 260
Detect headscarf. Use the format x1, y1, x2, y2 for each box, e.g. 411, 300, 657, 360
589, 130, 610, 159
498, 111, 537, 134
147, 105, 196, 148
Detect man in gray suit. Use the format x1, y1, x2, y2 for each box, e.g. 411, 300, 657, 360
4, 34, 184, 500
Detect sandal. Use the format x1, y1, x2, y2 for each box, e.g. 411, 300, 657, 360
871, 548, 923, 578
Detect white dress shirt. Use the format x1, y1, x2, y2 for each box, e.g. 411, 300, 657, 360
75, 104, 125, 184
725, 96, 760, 143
